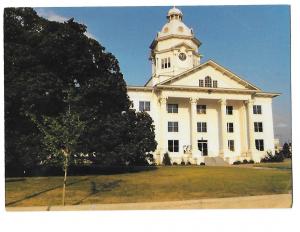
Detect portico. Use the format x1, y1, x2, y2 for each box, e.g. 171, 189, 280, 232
153, 93, 256, 164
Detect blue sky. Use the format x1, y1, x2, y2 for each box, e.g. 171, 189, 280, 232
35, 5, 291, 143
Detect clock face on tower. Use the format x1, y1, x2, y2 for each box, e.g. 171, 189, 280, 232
178, 52, 187, 61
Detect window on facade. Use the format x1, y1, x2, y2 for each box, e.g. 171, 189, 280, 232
167, 104, 178, 113
254, 122, 263, 132
168, 140, 179, 152
197, 122, 207, 132
161, 57, 171, 69
255, 139, 264, 151
213, 80, 218, 88
226, 106, 233, 115
168, 122, 178, 132
197, 105, 206, 114
205, 76, 212, 87
199, 79, 204, 87
253, 105, 262, 114
227, 123, 234, 133
228, 140, 235, 151
139, 101, 150, 111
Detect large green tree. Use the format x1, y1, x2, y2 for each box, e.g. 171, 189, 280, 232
89, 110, 157, 166
5, 8, 156, 175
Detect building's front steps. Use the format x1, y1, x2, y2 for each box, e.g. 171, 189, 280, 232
204, 157, 230, 166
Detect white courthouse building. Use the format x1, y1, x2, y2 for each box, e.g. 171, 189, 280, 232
127, 7, 279, 164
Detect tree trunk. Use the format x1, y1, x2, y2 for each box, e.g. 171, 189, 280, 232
62, 154, 68, 206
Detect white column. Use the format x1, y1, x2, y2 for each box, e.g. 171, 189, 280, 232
159, 97, 167, 164
246, 99, 255, 157
151, 58, 155, 75
190, 98, 198, 155
239, 102, 248, 157
219, 99, 227, 157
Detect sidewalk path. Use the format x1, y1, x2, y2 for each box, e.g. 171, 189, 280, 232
6, 194, 292, 211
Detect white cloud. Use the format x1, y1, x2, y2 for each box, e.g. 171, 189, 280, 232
275, 123, 288, 128
36, 9, 68, 23
84, 31, 97, 40
36, 9, 97, 40
47, 14, 68, 23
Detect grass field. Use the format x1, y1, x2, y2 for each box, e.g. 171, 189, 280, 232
5, 165, 292, 207
253, 159, 292, 169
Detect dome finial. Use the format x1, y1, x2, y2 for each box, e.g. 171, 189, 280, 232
167, 6, 183, 21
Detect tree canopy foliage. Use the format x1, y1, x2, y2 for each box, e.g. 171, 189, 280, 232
281, 143, 292, 159
5, 8, 157, 175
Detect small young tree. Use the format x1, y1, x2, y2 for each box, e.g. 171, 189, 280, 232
162, 152, 171, 166
30, 105, 85, 205
281, 142, 292, 158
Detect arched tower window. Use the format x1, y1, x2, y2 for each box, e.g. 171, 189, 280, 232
205, 76, 212, 87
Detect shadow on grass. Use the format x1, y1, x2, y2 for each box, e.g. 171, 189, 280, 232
68, 165, 158, 176
73, 179, 122, 205
5, 177, 91, 207
6, 165, 158, 178
5, 178, 26, 183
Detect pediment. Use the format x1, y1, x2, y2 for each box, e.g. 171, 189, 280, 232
159, 60, 260, 90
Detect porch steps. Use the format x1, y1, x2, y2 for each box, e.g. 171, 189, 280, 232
204, 157, 229, 166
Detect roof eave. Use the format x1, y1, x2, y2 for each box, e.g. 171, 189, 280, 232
127, 85, 153, 91
144, 77, 153, 87
155, 84, 280, 97
254, 92, 281, 98
149, 39, 158, 50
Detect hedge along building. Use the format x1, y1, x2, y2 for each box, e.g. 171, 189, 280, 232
127, 7, 279, 165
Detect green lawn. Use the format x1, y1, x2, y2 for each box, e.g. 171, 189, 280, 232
5, 166, 292, 207
253, 159, 292, 170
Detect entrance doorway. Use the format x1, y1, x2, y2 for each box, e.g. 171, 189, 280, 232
198, 140, 208, 156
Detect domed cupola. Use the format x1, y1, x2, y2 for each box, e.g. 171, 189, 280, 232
157, 7, 194, 39
167, 6, 183, 21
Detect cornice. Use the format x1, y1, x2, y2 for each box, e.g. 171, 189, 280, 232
150, 34, 201, 49
155, 84, 280, 98
126, 85, 280, 98
127, 86, 153, 92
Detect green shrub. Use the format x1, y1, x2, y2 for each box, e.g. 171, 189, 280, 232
162, 152, 171, 166
173, 162, 178, 165
261, 151, 284, 163
200, 162, 205, 166
248, 160, 254, 164
186, 161, 192, 165
233, 161, 242, 165
180, 159, 185, 165
242, 159, 248, 164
